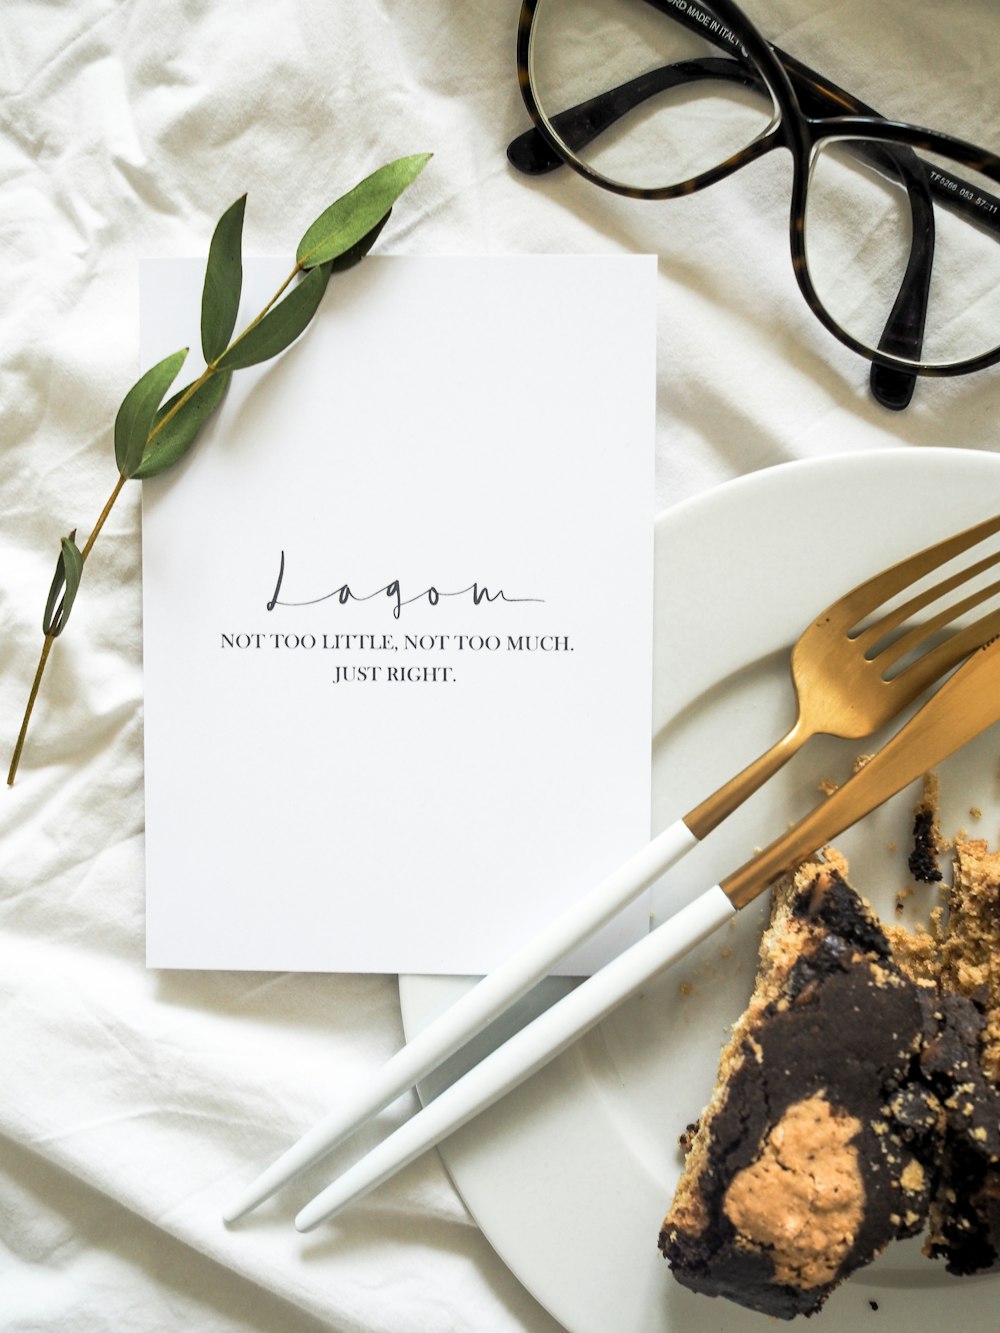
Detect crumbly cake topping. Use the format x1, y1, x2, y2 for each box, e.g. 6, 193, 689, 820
722, 1094, 863, 1290
883, 918, 941, 986
940, 839, 1000, 1081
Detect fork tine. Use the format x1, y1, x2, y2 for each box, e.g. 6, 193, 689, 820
872, 573, 1000, 674
889, 605, 1000, 696
838, 511, 1000, 625
855, 547, 1000, 654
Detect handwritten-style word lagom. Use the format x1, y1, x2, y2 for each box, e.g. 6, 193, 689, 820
266, 550, 543, 619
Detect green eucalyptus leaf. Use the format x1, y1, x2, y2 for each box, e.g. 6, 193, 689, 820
114, 348, 188, 479
133, 370, 233, 479
201, 194, 247, 363
214, 264, 331, 371
296, 153, 431, 270
329, 210, 391, 274
42, 532, 84, 638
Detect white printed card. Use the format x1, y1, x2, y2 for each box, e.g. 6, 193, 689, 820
141, 255, 656, 974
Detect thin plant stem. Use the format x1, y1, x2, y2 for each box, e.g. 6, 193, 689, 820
211, 263, 300, 366
7, 635, 55, 786
81, 473, 127, 561
254, 264, 300, 322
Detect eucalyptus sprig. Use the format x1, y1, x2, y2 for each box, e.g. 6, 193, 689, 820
7, 152, 431, 786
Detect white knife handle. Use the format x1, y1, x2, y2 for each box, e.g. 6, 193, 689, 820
222, 817, 698, 1224
294, 884, 735, 1231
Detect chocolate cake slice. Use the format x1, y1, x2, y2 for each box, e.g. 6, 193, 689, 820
660, 837, 1000, 1317
659, 860, 944, 1319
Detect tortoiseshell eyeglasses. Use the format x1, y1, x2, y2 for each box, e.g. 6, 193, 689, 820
507, 0, 1000, 410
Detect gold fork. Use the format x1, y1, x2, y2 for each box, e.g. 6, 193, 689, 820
225, 509, 1000, 1224
685, 510, 1000, 837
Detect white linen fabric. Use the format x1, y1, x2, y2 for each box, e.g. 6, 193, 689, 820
1, 1, 998, 1329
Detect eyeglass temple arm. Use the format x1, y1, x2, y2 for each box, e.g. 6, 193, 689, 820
855, 145, 935, 410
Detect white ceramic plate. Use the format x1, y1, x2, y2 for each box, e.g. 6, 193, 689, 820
400, 448, 1000, 1333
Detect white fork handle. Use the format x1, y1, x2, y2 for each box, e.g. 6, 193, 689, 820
294, 884, 735, 1231
222, 817, 698, 1224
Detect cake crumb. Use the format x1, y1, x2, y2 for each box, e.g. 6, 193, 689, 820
900, 1159, 925, 1193
678, 1121, 700, 1152
908, 774, 942, 883
820, 845, 849, 877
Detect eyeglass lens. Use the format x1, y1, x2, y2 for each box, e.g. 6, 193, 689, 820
806, 140, 1000, 368
527, 0, 777, 192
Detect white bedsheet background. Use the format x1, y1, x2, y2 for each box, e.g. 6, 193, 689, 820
2, 2, 998, 1329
